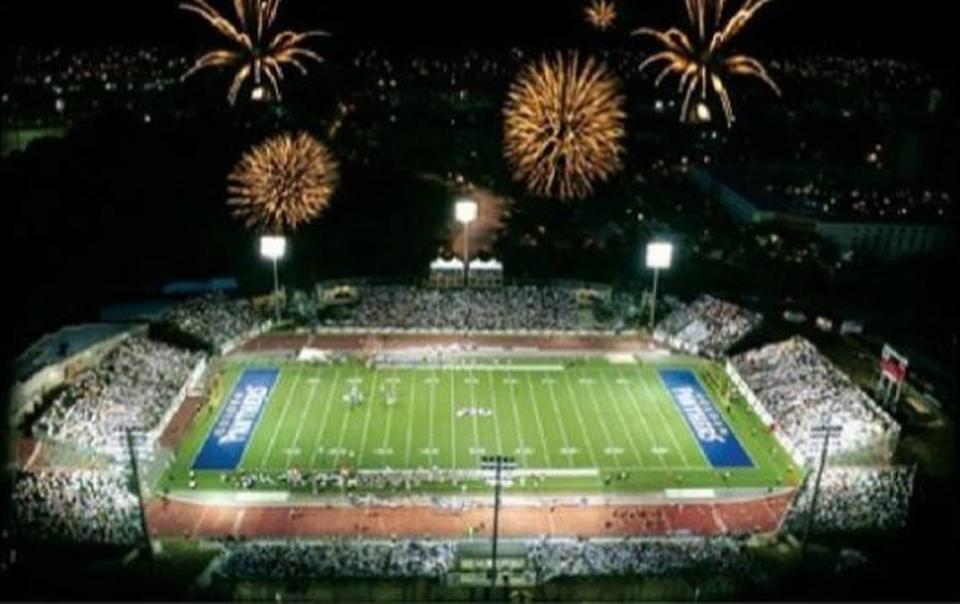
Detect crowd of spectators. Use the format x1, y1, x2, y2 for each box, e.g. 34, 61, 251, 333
160, 293, 265, 351
731, 337, 898, 463
786, 466, 915, 533
212, 536, 757, 582
332, 286, 581, 331
33, 335, 202, 457
655, 295, 762, 357
10, 469, 142, 545
527, 537, 750, 581
215, 539, 457, 581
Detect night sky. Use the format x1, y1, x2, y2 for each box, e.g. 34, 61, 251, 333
0, 0, 953, 65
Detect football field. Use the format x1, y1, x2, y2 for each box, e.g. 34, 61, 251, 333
161, 356, 799, 494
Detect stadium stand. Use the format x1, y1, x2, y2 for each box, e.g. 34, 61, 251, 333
729, 337, 899, 464
785, 466, 915, 533
332, 285, 581, 331
156, 292, 267, 352
654, 295, 762, 357
214, 539, 457, 581
527, 537, 751, 580
10, 469, 142, 545
31, 336, 202, 459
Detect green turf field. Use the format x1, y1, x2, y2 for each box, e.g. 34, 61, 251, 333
159, 356, 800, 494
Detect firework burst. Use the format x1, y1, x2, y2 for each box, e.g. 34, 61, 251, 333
181, 0, 328, 105
633, 0, 781, 127
228, 132, 339, 233
585, 0, 617, 30
503, 52, 626, 200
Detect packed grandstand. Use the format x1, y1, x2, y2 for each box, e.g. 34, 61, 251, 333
6, 284, 916, 587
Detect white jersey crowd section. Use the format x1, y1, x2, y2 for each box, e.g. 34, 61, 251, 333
730, 337, 899, 465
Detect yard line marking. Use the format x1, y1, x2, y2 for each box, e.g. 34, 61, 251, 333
638, 367, 705, 466
543, 379, 575, 467
523, 373, 553, 468
486, 371, 504, 456
557, 370, 600, 468
626, 368, 693, 466
332, 371, 379, 468
403, 372, 416, 467
260, 367, 305, 469
286, 373, 323, 468
599, 372, 664, 468
562, 370, 620, 469
427, 367, 437, 460
356, 370, 382, 467
308, 367, 342, 467
506, 378, 529, 466
449, 366, 457, 470
466, 364, 483, 459
378, 370, 399, 467
590, 374, 644, 463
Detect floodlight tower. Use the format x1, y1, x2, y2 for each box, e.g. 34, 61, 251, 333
645, 241, 674, 329
455, 199, 478, 287
801, 410, 841, 561
125, 428, 153, 568
260, 235, 287, 324
481, 455, 517, 589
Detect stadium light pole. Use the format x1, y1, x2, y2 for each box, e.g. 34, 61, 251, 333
260, 235, 287, 324
481, 455, 516, 591
801, 410, 839, 561
645, 241, 674, 329
125, 428, 154, 569
455, 199, 478, 287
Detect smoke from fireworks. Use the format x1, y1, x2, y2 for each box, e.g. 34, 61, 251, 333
181, 0, 328, 104
633, 0, 781, 127
585, 0, 617, 30
228, 132, 339, 233
503, 52, 626, 201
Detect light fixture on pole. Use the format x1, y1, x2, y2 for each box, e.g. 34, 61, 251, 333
260, 235, 287, 324
645, 241, 673, 329
455, 199, 478, 287
480, 455, 517, 589
801, 410, 841, 561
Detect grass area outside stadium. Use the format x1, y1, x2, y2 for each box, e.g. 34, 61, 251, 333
156, 354, 801, 496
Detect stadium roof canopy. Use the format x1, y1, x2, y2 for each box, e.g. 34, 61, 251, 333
14, 323, 131, 381
468, 259, 503, 271
162, 277, 239, 295
430, 257, 465, 270
99, 300, 176, 323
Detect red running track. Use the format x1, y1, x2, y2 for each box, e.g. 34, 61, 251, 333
145, 492, 794, 540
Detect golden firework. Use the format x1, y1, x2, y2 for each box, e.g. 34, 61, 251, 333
585, 0, 617, 30
228, 132, 339, 233
181, 0, 328, 104
634, 0, 781, 127
503, 52, 626, 200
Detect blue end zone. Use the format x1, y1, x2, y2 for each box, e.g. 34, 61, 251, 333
657, 368, 753, 468
192, 367, 279, 471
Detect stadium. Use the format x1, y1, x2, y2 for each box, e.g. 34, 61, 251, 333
6, 282, 916, 598
3, 0, 955, 600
